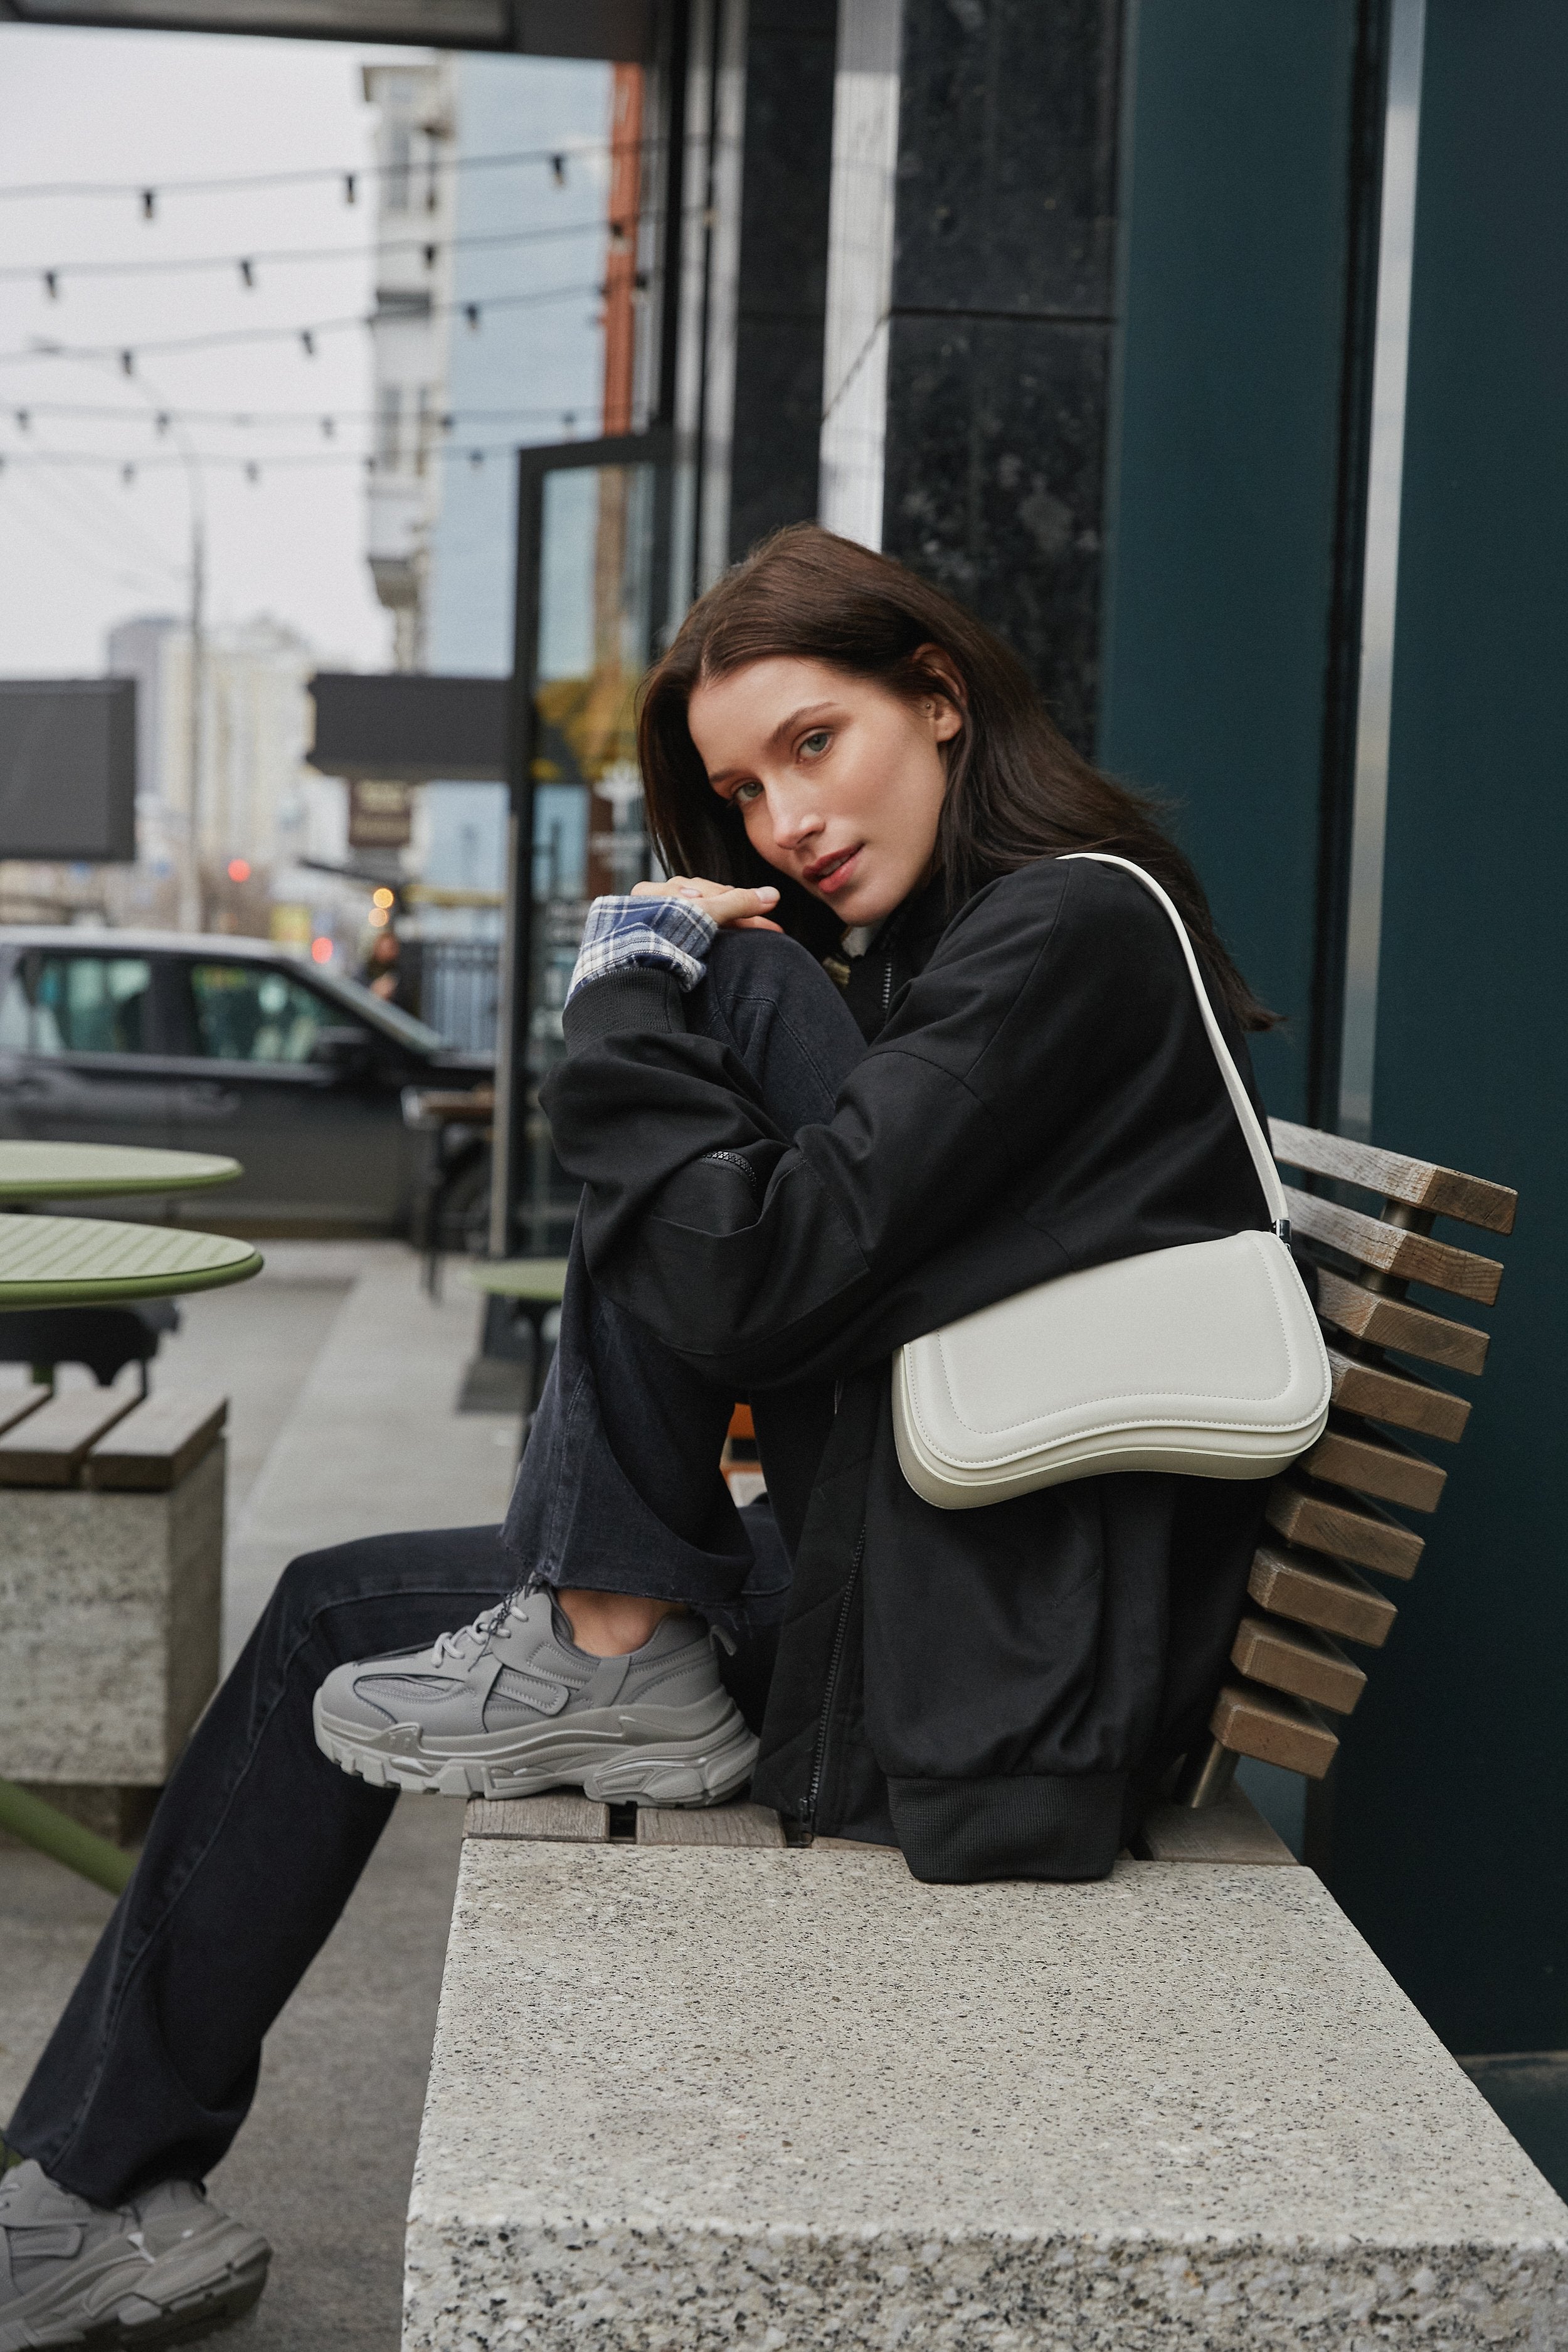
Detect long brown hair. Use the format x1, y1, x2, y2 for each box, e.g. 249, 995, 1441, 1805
638, 524, 1276, 1031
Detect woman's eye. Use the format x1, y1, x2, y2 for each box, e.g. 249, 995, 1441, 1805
799, 729, 831, 760
733, 779, 763, 805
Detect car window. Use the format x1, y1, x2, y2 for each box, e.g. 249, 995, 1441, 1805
3, 955, 156, 1055
188, 963, 357, 1065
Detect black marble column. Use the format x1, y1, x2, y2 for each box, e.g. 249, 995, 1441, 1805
882, 0, 1121, 751
727, 0, 840, 562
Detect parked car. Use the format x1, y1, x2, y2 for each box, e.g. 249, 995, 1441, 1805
0, 927, 493, 1238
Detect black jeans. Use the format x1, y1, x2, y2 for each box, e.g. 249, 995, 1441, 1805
8, 931, 866, 2206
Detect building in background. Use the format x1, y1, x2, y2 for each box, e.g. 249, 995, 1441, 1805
95, 612, 359, 955
361, 58, 455, 673
359, 52, 613, 939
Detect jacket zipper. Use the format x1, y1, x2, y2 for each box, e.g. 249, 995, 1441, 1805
882, 953, 894, 1017
803, 1523, 866, 1825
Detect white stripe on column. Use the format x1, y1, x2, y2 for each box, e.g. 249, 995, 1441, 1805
1338, 0, 1428, 1140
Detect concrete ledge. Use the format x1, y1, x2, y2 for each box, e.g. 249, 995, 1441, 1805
405, 1843, 1568, 2348
0, 1438, 224, 1783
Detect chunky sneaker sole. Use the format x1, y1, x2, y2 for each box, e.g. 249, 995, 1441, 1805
312, 1688, 760, 1807
0, 2206, 268, 2351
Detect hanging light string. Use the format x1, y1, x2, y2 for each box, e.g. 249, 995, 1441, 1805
0, 134, 667, 209
5, 398, 590, 430
0, 437, 593, 480
0, 214, 643, 293
0, 276, 625, 370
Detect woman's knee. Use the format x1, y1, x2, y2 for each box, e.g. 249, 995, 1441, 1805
703, 924, 835, 1006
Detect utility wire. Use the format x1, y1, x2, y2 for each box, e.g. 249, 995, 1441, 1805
0, 136, 665, 207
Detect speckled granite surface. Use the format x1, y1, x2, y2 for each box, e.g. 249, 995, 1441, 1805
403, 1845, 1568, 2349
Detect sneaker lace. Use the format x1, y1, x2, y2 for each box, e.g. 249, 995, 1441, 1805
428, 1592, 523, 1669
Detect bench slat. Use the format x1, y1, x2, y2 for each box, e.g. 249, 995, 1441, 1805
1210, 1678, 1339, 1779
1269, 1118, 1517, 1234
82, 1393, 226, 1491
464, 1794, 610, 1842
1310, 1264, 1489, 1377
0, 1389, 140, 1486
1266, 1478, 1425, 1581
1136, 1784, 1298, 1865
1284, 1187, 1503, 1305
636, 1803, 786, 1848
1249, 1541, 1397, 1648
1303, 1418, 1446, 1514
1328, 1345, 1471, 1442
0, 1386, 49, 1437
1231, 1612, 1367, 1715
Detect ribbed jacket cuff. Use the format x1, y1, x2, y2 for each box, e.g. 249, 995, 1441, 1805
886, 1772, 1126, 1884
561, 967, 686, 1051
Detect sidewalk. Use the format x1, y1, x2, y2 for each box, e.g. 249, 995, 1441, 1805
0, 1244, 517, 2351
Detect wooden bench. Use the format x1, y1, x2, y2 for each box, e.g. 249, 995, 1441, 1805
0, 1387, 227, 1847
1145, 1118, 1515, 1835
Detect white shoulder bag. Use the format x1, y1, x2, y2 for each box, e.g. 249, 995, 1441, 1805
892, 853, 1332, 1510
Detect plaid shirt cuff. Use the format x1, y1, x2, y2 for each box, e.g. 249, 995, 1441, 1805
567, 894, 720, 1003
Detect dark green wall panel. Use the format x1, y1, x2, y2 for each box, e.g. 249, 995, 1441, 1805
1323, 0, 1568, 2053
1098, 0, 1360, 1116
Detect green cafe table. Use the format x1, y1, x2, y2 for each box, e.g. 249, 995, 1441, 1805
0, 1140, 241, 1205
467, 1257, 569, 1414
0, 1149, 258, 1892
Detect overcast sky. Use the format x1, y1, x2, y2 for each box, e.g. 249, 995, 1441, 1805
0, 23, 407, 675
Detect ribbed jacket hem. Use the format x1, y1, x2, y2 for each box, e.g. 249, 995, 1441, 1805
887, 1772, 1126, 1884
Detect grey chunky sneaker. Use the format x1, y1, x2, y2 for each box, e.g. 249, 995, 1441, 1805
0, 2159, 269, 2349
312, 1588, 758, 1806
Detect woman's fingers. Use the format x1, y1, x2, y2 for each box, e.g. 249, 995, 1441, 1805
630, 877, 780, 930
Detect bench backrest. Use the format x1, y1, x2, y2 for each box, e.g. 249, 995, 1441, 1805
1179, 1118, 1517, 1803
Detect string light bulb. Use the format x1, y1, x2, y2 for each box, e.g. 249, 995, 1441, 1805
140, 188, 156, 220
343, 172, 357, 205
43, 270, 58, 300
551, 152, 566, 186
300, 329, 315, 357
239, 258, 255, 289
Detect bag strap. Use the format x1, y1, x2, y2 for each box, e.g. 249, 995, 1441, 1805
1059, 852, 1290, 1236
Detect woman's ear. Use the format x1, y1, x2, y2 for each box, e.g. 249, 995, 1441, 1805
913, 642, 967, 743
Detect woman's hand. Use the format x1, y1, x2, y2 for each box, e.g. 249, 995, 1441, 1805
631, 875, 783, 932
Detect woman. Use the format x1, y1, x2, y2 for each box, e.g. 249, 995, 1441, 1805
1, 527, 1276, 2343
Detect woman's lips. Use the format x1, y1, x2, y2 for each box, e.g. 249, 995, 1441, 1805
806, 845, 861, 895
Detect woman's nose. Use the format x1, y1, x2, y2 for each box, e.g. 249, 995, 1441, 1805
770, 792, 824, 851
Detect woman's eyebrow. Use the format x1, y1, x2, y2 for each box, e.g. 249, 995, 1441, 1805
706, 703, 839, 792
765, 703, 835, 755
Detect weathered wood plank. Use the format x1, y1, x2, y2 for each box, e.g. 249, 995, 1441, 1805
1327, 1345, 1471, 1442
1231, 1612, 1367, 1715
1283, 1186, 1503, 1305
464, 1794, 611, 1842
1269, 1119, 1517, 1235
1266, 1478, 1425, 1580
1136, 1783, 1298, 1866
82, 1392, 226, 1491
635, 1803, 786, 1849
1303, 1418, 1447, 1513
1248, 1541, 1397, 1648
1309, 1265, 1488, 1377
0, 1388, 139, 1486
1210, 1678, 1339, 1779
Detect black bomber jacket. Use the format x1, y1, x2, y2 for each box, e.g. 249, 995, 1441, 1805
543, 856, 1273, 1882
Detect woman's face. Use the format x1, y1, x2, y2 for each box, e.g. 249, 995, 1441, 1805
686, 654, 963, 928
